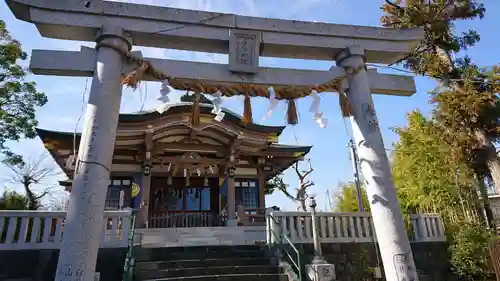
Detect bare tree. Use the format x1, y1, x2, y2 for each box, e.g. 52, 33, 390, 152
278, 159, 314, 211
47, 194, 70, 211
3, 153, 62, 210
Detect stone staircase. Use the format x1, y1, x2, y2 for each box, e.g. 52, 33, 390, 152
0, 276, 32, 281
135, 227, 266, 247
134, 245, 287, 281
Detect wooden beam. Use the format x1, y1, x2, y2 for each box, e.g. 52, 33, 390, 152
30, 48, 417, 96
155, 156, 226, 165
150, 142, 224, 154
228, 137, 241, 164
144, 130, 154, 152
188, 128, 197, 142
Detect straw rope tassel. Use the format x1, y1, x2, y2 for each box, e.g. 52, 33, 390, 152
192, 93, 201, 126
242, 95, 253, 125
121, 61, 150, 89
287, 99, 299, 125
109, 38, 346, 100
339, 92, 353, 117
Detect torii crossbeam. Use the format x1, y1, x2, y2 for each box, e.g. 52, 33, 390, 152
5, 1, 424, 281
30, 46, 417, 96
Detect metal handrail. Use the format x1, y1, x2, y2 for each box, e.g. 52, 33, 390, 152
268, 214, 303, 281
122, 215, 136, 281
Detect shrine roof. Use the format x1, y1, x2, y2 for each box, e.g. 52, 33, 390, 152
36, 102, 287, 137
36, 127, 312, 154
36, 102, 311, 179
120, 103, 286, 134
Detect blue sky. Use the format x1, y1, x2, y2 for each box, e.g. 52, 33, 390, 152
1, 0, 499, 211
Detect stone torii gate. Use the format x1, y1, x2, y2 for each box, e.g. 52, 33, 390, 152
5, 1, 424, 281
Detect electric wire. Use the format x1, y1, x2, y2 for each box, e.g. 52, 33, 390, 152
73, 78, 89, 160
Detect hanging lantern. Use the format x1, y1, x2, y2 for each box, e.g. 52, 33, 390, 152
257, 157, 266, 165
186, 175, 190, 187
167, 175, 172, 185
228, 167, 236, 178
204, 176, 209, 187
142, 163, 152, 176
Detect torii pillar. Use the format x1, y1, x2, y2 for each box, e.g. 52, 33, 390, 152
336, 46, 419, 281
54, 25, 131, 281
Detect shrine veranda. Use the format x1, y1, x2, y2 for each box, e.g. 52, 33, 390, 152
2, 1, 433, 281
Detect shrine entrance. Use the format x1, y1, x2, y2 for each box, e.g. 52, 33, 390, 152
10, 0, 426, 279
149, 177, 221, 228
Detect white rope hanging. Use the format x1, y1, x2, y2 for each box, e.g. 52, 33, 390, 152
211, 90, 225, 122
156, 79, 172, 114
153, 82, 327, 127
262, 86, 279, 121
309, 90, 328, 128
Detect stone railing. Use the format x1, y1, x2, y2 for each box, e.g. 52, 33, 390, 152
0, 210, 132, 250
410, 213, 447, 242
267, 211, 446, 244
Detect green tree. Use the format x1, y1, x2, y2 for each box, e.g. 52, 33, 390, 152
391, 110, 494, 280
381, 1, 485, 79
0, 190, 28, 210
448, 221, 495, 281
392, 111, 481, 222
0, 20, 47, 165
333, 181, 370, 212
431, 63, 500, 192
380, 5, 498, 277
381, 1, 500, 194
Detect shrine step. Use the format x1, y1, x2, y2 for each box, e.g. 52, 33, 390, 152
134, 245, 284, 281
134, 245, 271, 262
141, 273, 288, 281
136, 265, 283, 280
136, 257, 275, 270
135, 226, 266, 247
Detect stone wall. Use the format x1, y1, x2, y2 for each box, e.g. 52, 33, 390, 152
0, 248, 127, 281
284, 242, 450, 281
0, 242, 449, 281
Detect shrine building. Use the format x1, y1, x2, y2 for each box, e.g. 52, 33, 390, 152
38, 102, 311, 228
